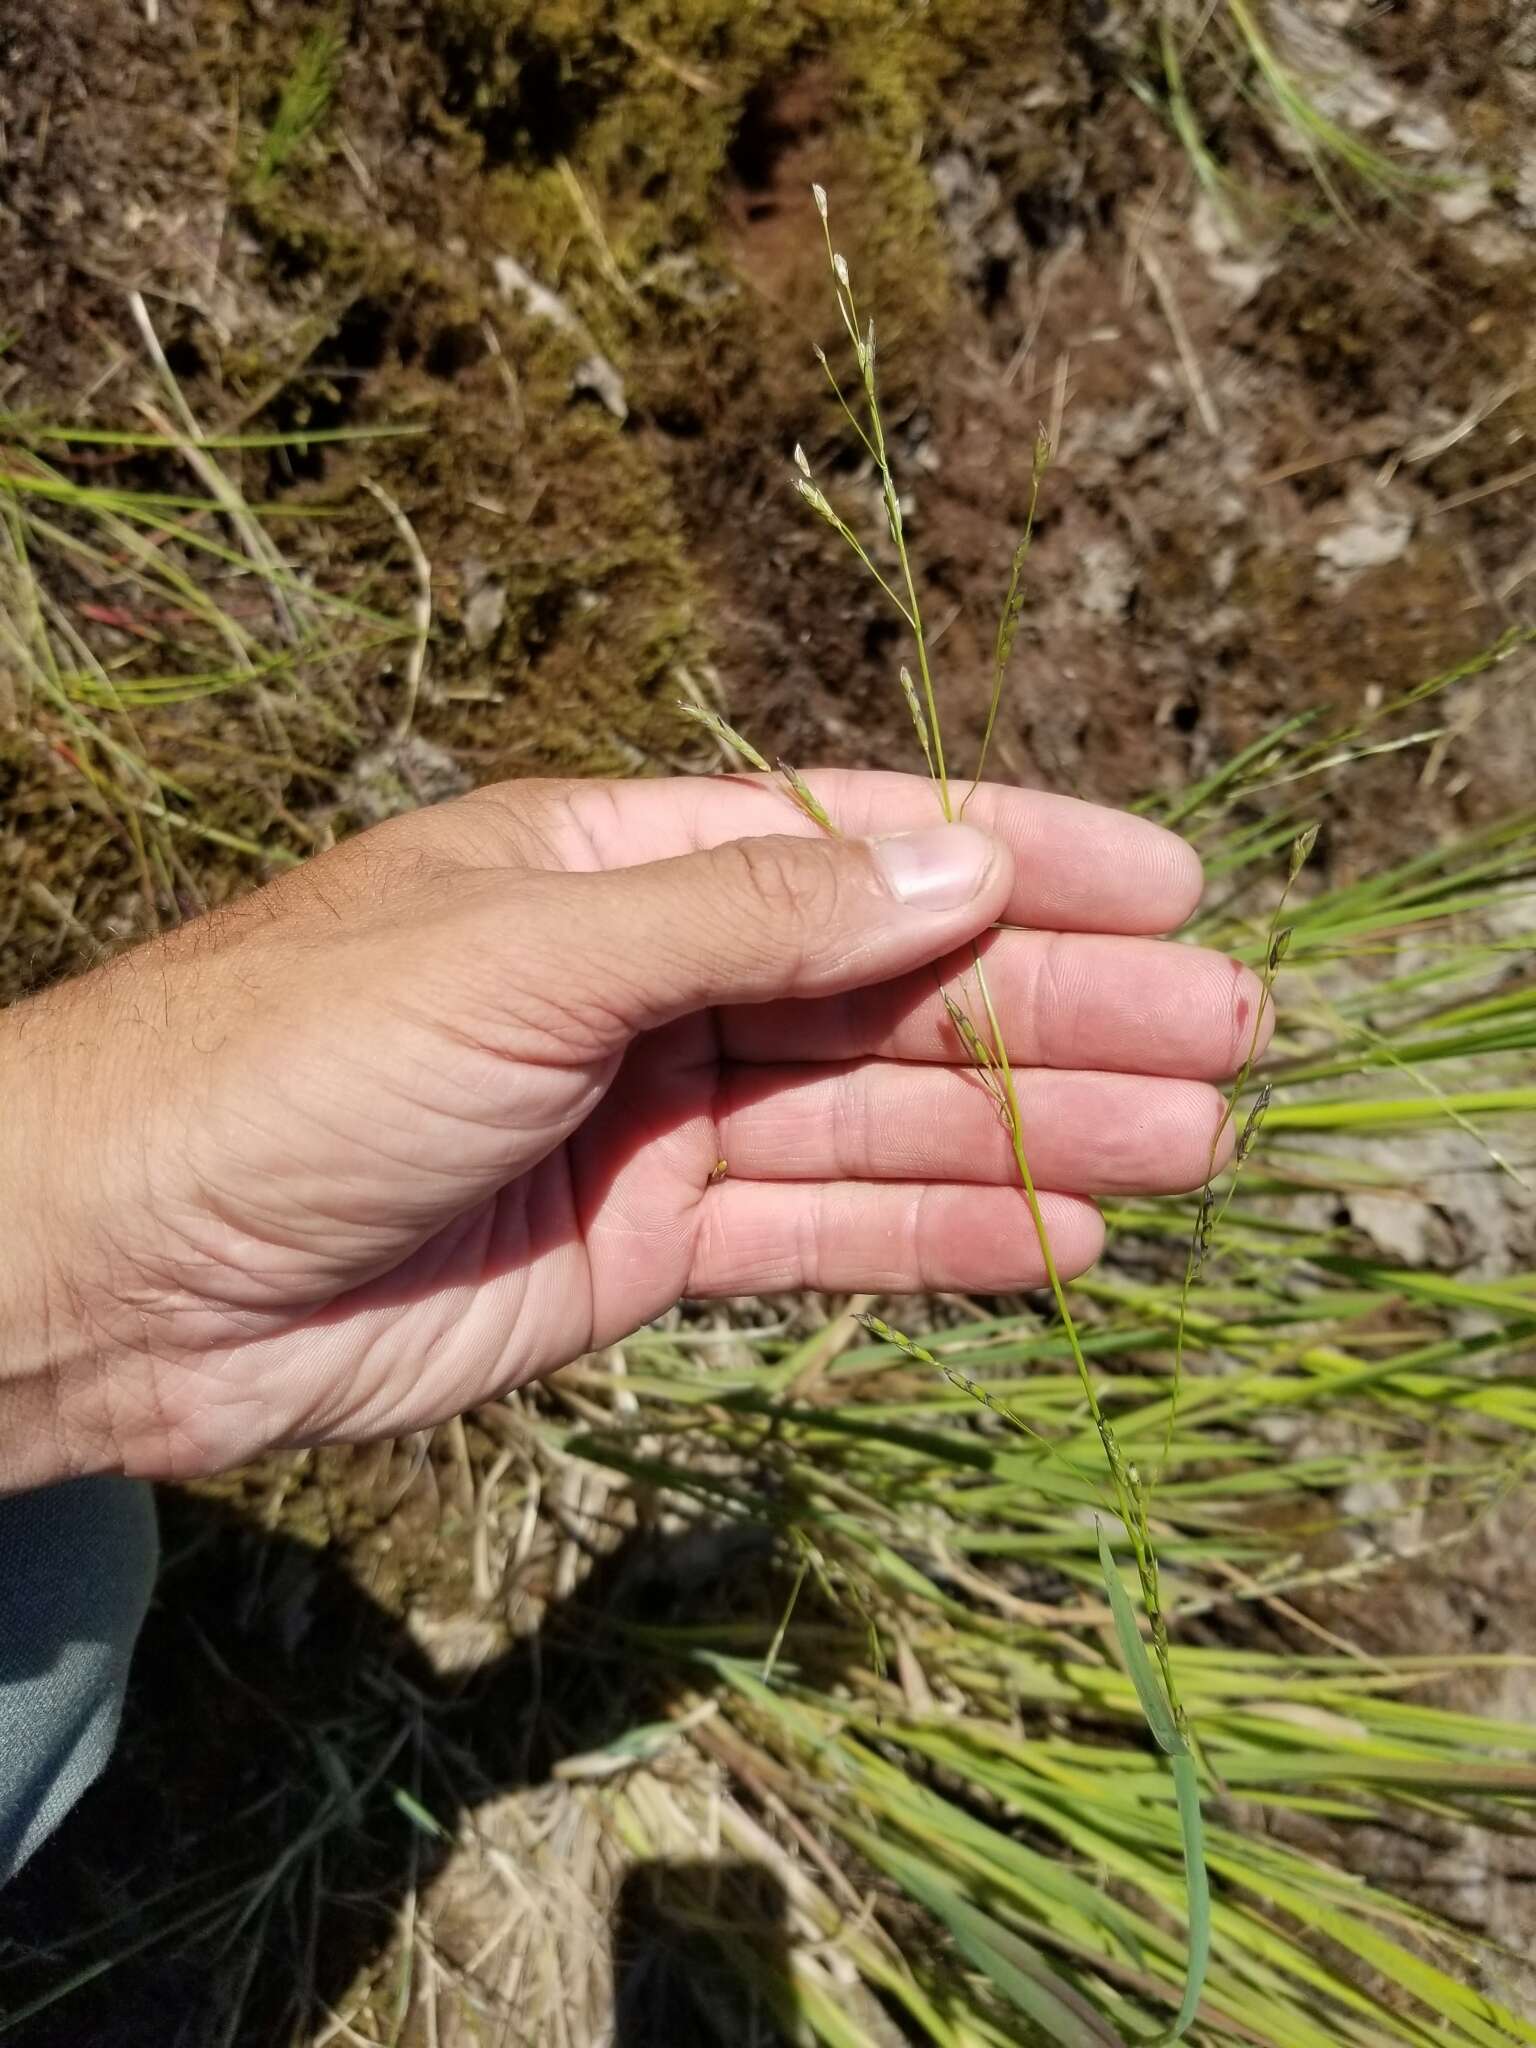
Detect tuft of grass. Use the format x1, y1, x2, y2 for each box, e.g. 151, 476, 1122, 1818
0, 325, 418, 924
1150, 0, 1429, 231
551, 1164, 1536, 2047
247, 18, 345, 197
548, 886, 1536, 2041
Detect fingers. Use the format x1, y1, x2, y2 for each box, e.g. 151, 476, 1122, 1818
723, 927, 1270, 1081
513, 823, 1017, 1053
465, 769, 1204, 936
793, 772, 1204, 934
688, 1181, 1106, 1296
715, 1062, 1233, 1194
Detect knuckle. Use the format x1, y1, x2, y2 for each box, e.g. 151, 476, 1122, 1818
725, 834, 808, 914
717, 835, 837, 969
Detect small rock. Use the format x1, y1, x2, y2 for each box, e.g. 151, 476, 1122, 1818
1078, 536, 1138, 618
930, 146, 1025, 284
573, 352, 629, 421
1347, 1191, 1452, 1269
1315, 485, 1412, 575
1435, 168, 1494, 226
1467, 219, 1533, 270
337, 735, 471, 825
463, 575, 507, 653
1095, 393, 1178, 461
494, 253, 628, 420
1188, 195, 1276, 306
1391, 110, 1456, 155
1339, 1473, 1423, 1557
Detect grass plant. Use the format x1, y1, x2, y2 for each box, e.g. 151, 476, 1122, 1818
247, 18, 345, 196
1151, 0, 1428, 229
0, 366, 415, 924
723, 188, 1224, 2038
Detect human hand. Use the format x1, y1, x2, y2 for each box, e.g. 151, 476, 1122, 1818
0, 771, 1266, 1487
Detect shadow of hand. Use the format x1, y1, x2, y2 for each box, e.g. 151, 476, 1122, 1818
0, 1475, 798, 2048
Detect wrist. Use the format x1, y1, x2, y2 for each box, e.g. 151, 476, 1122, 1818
0, 996, 130, 1491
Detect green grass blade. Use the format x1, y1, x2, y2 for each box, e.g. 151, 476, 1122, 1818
1167, 1754, 1211, 2045
856, 1832, 1129, 2048
1097, 1523, 1183, 1757
1097, 1524, 1211, 2043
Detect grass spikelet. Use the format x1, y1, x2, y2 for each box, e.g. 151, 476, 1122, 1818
853, 1313, 938, 1366
898, 664, 936, 775
776, 761, 839, 835
676, 700, 771, 773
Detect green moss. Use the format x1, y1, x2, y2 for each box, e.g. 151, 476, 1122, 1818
268, 0, 977, 773
153, 0, 981, 800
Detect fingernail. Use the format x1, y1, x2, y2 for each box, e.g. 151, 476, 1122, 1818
871, 824, 996, 910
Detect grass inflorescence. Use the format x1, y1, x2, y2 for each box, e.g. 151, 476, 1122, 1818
247, 17, 345, 196
797, 190, 1215, 2035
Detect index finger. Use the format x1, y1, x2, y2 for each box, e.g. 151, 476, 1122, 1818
470, 769, 1204, 936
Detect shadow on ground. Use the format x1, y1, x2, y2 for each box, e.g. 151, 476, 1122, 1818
0, 1488, 796, 2047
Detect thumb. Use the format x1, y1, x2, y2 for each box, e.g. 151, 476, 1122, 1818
544, 822, 1013, 1043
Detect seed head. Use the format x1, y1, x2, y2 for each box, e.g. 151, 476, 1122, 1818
1289, 822, 1320, 880
833, 252, 850, 289
794, 475, 834, 522
793, 442, 811, 477
1193, 1183, 1216, 1267
812, 183, 828, 220
675, 702, 770, 774
777, 760, 838, 834
855, 1312, 938, 1367
898, 663, 935, 774
1236, 1082, 1273, 1163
